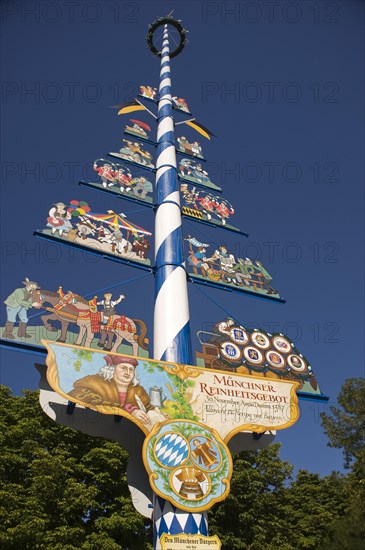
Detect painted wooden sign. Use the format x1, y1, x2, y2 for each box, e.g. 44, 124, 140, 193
109, 140, 155, 171
43, 341, 299, 511
176, 136, 205, 161
181, 184, 246, 235
37, 200, 152, 266
138, 85, 192, 115
124, 119, 157, 146
44, 342, 299, 439
178, 158, 222, 192
1, 282, 149, 356
80, 158, 154, 206
186, 237, 284, 302
195, 318, 323, 397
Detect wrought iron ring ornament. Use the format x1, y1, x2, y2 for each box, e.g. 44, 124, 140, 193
147, 16, 188, 58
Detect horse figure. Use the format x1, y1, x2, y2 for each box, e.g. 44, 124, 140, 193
37, 288, 79, 343
60, 291, 148, 354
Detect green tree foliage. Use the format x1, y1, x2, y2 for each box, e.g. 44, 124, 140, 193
320, 378, 365, 549
209, 447, 346, 550
1, 380, 364, 549
0, 386, 152, 550
321, 378, 365, 468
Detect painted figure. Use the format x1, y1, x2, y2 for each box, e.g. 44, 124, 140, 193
68, 355, 153, 425
215, 199, 234, 225
131, 176, 153, 199
132, 235, 151, 259
114, 166, 133, 192
187, 246, 211, 277
212, 246, 236, 281
177, 136, 203, 158
68, 355, 166, 429
111, 228, 131, 255
3, 278, 41, 339
253, 261, 277, 295
172, 96, 190, 113
232, 258, 254, 287
118, 140, 153, 167
93, 163, 115, 188
191, 439, 218, 469
96, 293, 125, 324
139, 85, 157, 99
47, 202, 73, 236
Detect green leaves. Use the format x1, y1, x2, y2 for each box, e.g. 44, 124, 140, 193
0, 386, 152, 550
1, 378, 364, 550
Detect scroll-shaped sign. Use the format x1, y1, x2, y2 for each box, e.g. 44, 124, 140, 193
80, 158, 154, 207
109, 140, 155, 171
36, 200, 152, 266
181, 184, 247, 235
186, 237, 284, 302
1, 282, 149, 355
178, 158, 222, 192
196, 318, 324, 398
43, 341, 299, 511
44, 341, 299, 437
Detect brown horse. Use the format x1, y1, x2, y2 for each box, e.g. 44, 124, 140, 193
37, 288, 79, 343
53, 291, 148, 354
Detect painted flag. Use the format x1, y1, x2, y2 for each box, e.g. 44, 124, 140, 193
117, 100, 146, 115
186, 237, 210, 248
183, 120, 216, 140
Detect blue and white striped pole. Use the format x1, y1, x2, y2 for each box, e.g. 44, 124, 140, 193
153, 24, 208, 548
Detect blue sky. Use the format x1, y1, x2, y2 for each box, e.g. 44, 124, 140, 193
1, 0, 364, 477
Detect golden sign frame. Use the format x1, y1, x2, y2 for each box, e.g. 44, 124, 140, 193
43, 340, 300, 442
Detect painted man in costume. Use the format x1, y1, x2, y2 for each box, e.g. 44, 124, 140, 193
3, 278, 41, 339
68, 355, 152, 426
253, 261, 277, 295
96, 293, 125, 325
232, 258, 254, 287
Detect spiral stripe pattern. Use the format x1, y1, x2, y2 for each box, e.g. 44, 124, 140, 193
153, 26, 192, 365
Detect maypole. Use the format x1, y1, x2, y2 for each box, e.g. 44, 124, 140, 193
148, 16, 208, 547
0, 11, 328, 550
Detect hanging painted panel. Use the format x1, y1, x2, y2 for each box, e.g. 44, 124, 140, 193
0, 281, 149, 356
35, 200, 152, 267
195, 318, 326, 398
180, 184, 247, 235
178, 158, 222, 192
185, 237, 284, 302
109, 140, 155, 171
80, 158, 154, 207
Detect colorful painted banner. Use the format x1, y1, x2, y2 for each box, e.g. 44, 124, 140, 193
186, 237, 284, 302
80, 158, 154, 206
181, 184, 246, 235
1, 282, 149, 356
178, 158, 222, 192
36, 200, 152, 266
43, 341, 300, 440
196, 318, 323, 397
109, 140, 155, 171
